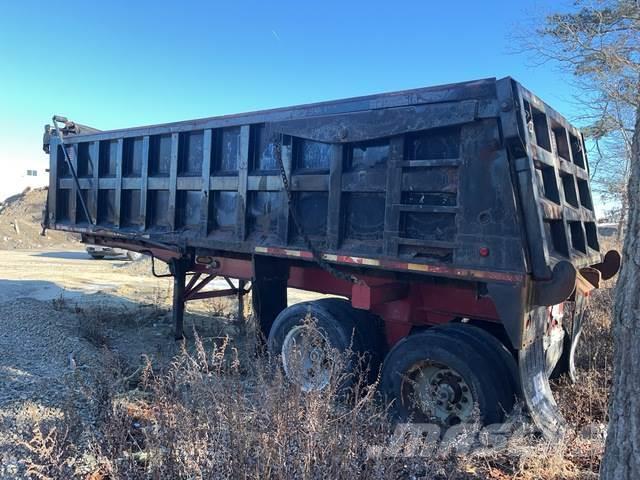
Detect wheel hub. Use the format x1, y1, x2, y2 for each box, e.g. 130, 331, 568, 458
410, 364, 474, 425
281, 324, 332, 392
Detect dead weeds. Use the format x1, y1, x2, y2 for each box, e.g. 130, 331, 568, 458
15, 286, 616, 479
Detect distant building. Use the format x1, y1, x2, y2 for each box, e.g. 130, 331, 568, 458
19, 167, 48, 189
0, 167, 49, 202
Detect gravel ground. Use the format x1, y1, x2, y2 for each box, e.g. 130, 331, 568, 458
0, 299, 102, 478
0, 296, 188, 478
0, 248, 325, 478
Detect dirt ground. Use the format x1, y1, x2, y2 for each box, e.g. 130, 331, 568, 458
0, 248, 324, 478
0, 248, 321, 306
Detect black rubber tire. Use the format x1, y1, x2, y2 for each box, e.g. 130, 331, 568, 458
310, 298, 386, 381
434, 322, 521, 401
380, 329, 510, 426
267, 300, 365, 391
89, 253, 105, 260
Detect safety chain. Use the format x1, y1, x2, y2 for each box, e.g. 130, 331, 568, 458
274, 139, 360, 285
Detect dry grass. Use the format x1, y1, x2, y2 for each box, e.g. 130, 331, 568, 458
556, 288, 614, 428
18, 284, 617, 479
32, 334, 401, 479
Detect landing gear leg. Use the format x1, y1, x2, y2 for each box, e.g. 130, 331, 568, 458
252, 256, 288, 338
170, 257, 190, 340
237, 279, 246, 323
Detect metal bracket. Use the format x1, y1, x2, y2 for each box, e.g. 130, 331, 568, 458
183, 275, 251, 302
149, 253, 173, 278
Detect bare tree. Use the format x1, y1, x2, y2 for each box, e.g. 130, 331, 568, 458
523, 1, 639, 478
601, 95, 640, 480
522, 0, 639, 230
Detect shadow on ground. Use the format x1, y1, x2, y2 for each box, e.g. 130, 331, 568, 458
31, 250, 92, 260
31, 250, 132, 262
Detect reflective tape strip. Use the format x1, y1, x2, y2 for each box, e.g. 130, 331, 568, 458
254, 246, 522, 283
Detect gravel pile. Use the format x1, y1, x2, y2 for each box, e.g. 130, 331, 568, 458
0, 188, 78, 250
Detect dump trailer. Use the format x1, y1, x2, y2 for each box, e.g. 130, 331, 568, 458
42, 77, 619, 439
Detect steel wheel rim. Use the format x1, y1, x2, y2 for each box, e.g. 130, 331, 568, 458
402, 361, 474, 426
281, 324, 332, 392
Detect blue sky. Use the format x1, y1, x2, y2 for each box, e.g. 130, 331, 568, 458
0, 0, 580, 201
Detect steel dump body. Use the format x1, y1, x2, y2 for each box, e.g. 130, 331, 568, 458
45, 77, 601, 283
44, 76, 618, 440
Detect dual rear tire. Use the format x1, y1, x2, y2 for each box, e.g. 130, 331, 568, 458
268, 300, 518, 427
267, 298, 383, 392
379, 326, 517, 426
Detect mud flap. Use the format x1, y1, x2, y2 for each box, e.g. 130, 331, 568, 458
566, 328, 582, 383
567, 291, 587, 383
519, 334, 567, 441
551, 284, 589, 382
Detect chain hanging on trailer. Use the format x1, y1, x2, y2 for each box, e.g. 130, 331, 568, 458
273, 136, 360, 285
51, 116, 95, 226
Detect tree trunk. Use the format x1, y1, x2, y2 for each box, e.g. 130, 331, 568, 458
600, 102, 640, 479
